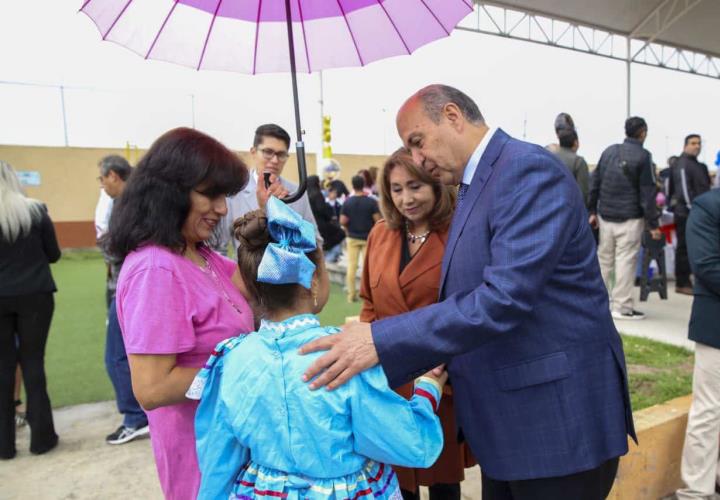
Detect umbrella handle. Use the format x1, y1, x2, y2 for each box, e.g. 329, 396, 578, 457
263, 142, 307, 204
270, 0, 307, 205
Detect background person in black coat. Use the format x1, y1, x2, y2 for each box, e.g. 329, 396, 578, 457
306, 175, 345, 263
0, 161, 61, 459
668, 134, 711, 295
677, 189, 720, 499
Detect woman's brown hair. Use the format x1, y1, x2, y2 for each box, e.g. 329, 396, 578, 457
233, 209, 321, 316
378, 148, 456, 231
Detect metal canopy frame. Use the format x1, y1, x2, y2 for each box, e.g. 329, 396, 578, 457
458, 2, 719, 115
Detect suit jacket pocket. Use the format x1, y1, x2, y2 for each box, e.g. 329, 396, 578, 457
495, 352, 570, 391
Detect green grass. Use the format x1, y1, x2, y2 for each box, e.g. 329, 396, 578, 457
45, 251, 113, 408
621, 334, 694, 411
42, 250, 361, 408
40, 251, 692, 411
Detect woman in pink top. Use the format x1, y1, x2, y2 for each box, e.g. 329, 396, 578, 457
107, 128, 254, 499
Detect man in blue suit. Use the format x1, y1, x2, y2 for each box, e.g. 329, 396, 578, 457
301, 85, 635, 499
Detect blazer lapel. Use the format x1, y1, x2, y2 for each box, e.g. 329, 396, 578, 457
381, 230, 411, 314
440, 129, 510, 297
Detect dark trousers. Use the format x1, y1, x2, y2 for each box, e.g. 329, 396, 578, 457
105, 298, 146, 429
481, 458, 619, 500
401, 483, 461, 500
674, 214, 692, 288
0, 293, 57, 457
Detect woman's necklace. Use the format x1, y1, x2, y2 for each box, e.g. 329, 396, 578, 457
405, 221, 430, 245
199, 252, 245, 316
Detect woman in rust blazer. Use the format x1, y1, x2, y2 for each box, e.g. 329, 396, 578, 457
360, 149, 473, 500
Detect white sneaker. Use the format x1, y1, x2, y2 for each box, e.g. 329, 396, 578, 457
106, 424, 150, 445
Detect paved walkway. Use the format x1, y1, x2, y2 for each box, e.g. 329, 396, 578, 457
615, 286, 694, 350
2, 401, 480, 499
2, 401, 161, 500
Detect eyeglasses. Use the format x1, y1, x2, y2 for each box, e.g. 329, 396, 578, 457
258, 147, 289, 162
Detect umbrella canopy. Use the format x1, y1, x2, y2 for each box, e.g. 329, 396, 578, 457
81, 0, 473, 74
80, 0, 473, 201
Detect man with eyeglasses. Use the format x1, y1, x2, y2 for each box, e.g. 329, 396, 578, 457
215, 123, 319, 255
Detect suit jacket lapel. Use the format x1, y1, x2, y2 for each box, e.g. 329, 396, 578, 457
440, 129, 510, 297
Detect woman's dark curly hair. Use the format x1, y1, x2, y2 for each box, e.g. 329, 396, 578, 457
106, 127, 248, 259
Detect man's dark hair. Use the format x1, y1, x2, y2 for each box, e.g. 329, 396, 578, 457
106, 127, 248, 259
625, 117, 647, 140
99, 155, 133, 181
416, 85, 484, 124
684, 134, 701, 145
253, 124, 291, 149
351, 175, 365, 191
558, 129, 578, 149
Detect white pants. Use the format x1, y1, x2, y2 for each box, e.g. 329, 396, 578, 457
677, 343, 720, 499
597, 217, 644, 314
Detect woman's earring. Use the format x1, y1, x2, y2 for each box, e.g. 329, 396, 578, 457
312, 280, 319, 308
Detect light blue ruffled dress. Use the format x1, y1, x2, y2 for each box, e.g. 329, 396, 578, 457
189, 314, 444, 500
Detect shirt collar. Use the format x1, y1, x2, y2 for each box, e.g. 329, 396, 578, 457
462, 126, 496, 186
259, 314, 321, 338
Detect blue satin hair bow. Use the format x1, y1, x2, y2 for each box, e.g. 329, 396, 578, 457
257, 196, 317, 289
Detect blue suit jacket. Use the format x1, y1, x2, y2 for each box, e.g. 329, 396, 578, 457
372, 129, 636, 481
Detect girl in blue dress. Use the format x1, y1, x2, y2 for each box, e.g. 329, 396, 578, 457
188, 197, 446, 500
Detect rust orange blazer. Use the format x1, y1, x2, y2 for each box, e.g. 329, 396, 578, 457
359, 220, 475, 492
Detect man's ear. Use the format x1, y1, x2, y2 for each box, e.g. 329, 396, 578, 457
444, 103, 464, 132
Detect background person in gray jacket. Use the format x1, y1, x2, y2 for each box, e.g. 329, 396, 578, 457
588, 117, 661, 320
677, 189, 720, 499
551, 128, 589, 207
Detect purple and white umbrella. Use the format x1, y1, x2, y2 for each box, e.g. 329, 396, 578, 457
80, 0, 473, 200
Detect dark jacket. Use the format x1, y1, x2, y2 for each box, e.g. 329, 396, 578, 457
668, 152, 711, 217
0, 206, 61, 297
308, 195, 345, 251
588, 138, 659, 229
687, 190, 720, 348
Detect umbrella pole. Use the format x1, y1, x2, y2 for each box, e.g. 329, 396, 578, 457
266, 0, 307, 204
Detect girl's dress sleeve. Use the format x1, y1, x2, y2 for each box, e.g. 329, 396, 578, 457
189, 338, 250, 500
349, 367, 444, 468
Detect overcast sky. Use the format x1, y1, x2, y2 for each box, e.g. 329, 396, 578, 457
1, 1, 719, 168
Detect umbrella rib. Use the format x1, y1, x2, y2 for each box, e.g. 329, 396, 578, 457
197, 0, 224, 70
417, 0, 450, 36
335, 0, 365, 66
79, 0, 94, 12
375, 0, 410, 55
102, 0, 135, 40
296, 0, 312, 72
252, 0, 264, 75
145, 0, 180, 60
